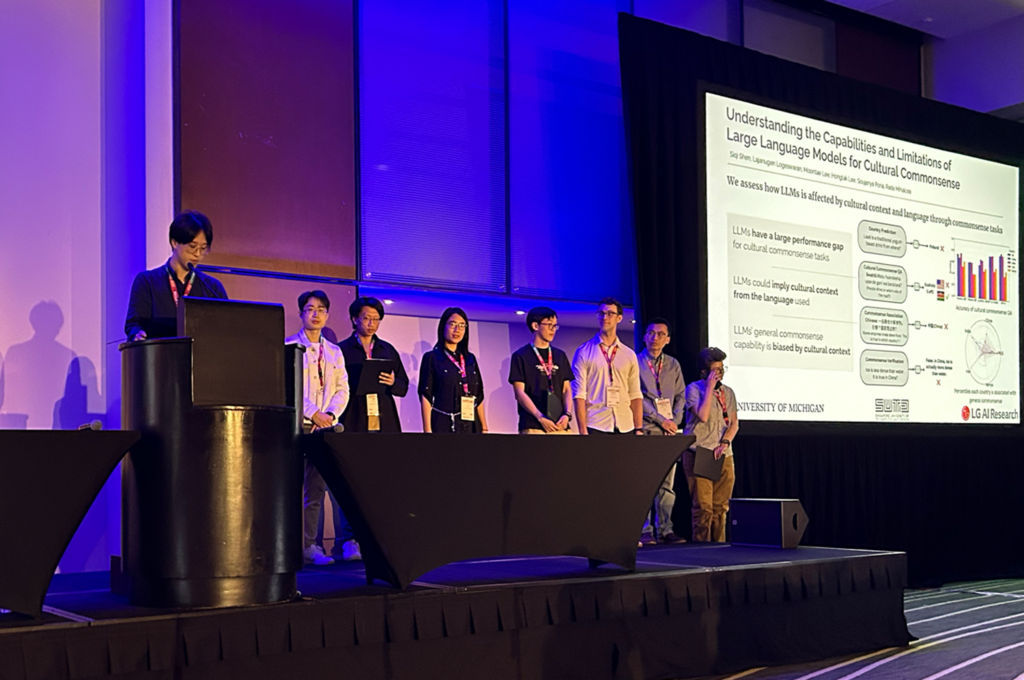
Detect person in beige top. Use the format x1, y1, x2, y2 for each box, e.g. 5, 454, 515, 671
682, 347, 739, 542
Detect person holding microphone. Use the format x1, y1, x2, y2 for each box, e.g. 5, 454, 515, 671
682, 347, 738, 543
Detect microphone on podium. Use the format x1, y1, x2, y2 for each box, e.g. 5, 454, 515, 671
186, 261, 207, 295
77, 420, 104, 431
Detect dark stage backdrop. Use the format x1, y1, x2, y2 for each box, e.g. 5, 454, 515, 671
619, 14, 1024, 586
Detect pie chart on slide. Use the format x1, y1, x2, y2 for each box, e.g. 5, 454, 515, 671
965, 320, 1002, 385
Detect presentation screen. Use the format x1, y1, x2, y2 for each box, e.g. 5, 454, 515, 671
704, 91, 1020, 424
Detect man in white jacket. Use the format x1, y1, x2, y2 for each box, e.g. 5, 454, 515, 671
286, 290, 350, 566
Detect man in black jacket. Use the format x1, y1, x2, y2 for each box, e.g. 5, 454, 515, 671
124, 211, 227, 341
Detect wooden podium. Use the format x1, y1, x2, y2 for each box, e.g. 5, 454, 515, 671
117, 298, 303, 608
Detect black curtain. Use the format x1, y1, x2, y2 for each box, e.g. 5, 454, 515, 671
619, 14, 1024, 586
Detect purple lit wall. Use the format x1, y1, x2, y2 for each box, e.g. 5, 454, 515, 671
925, 14, 1024, 113
0, 2, 102, 432
634, 0, 740, 41
358, 0, 868, 304
0, 0, 148, 571
359, 0, 508, 292
509, 0, 633, 302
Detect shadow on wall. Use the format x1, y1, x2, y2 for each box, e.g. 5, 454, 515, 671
492, 356, 513, 427
55, 356, 106, 430
0, 301, 75, 429
399, 340, 433, 433
57, 354, 115, 572
322, 326, 340, 345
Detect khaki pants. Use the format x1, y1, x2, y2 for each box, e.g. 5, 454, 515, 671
681, 450, 735, 542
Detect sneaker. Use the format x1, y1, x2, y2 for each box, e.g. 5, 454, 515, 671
639, 534, 658, 547
304, 544, 334, 566
341, 539, 362, 561
660, 532, 686, 544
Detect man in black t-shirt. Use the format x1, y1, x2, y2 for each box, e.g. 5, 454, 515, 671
508, 307, 575, 434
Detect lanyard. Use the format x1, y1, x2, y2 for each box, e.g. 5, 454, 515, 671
644, 354, 664, 398
715, 388, 730, 428
445, 350, 470, 395
598, 343, 618, 385
167, 264, 195, 307
317, 340, 326, 388
356, 334, 375, 358
531, 345, 555, 393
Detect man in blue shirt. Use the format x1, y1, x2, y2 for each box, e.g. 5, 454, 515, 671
637, 318, 687, 544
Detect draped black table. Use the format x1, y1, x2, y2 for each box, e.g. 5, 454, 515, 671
0, 430, 139, 617
305, 432, 694, 588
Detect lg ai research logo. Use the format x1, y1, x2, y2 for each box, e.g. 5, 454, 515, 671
875, 398, 909, 420
961, 406, 1019, 421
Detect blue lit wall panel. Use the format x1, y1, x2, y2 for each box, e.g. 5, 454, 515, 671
508, 0, 634, 304
359, 0, 507, 292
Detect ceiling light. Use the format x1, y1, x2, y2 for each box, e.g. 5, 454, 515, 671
383, 299, 394, 305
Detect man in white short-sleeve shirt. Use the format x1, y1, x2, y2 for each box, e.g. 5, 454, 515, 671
571, 298, 643, 435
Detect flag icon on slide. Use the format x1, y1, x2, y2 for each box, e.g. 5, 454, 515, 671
936, 280, 945, 301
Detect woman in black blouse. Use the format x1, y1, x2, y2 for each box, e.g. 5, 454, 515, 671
418, 307, 488, 434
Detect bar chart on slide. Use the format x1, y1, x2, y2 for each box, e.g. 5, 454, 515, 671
955, 250, 1014, 302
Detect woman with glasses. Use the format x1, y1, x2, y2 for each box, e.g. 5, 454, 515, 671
124, 211, 228, 341
418, 307, 488, 434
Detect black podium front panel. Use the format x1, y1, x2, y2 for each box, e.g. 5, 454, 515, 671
307, 432, 694, 588
0, 430, 139, 617
177, 298, 286, 407
120, 299, 301, 609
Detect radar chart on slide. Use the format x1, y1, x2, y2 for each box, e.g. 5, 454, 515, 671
965, 320, 1002, 386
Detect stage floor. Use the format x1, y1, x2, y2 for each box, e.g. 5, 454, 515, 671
0, 544, 911, 680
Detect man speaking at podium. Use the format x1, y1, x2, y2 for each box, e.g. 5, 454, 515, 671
124, 211, 228, 341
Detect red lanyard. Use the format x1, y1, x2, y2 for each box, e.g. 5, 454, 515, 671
598, 343, 618, 385
645, 354, 663, 397
715, 388, 730, 428
357, 335, 375, 358
167, 264, 195, 307
531, 345, 555, 393
317, 341, 326, 387
445, 350, 470, 395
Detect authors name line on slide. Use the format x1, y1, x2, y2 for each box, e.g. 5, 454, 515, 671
725, 162, 1003, 219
